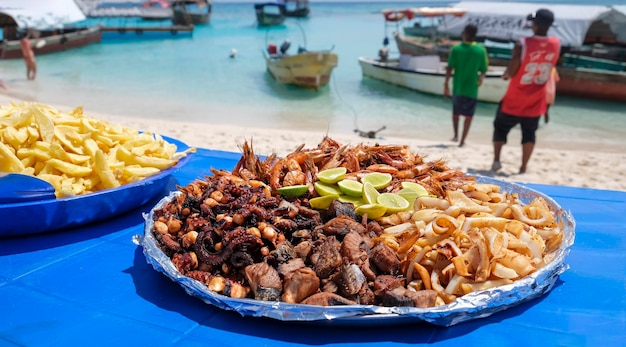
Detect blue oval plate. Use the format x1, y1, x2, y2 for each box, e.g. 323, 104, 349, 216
0, 136, 193, 237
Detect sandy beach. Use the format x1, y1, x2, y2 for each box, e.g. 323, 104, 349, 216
2, 94, 625, 192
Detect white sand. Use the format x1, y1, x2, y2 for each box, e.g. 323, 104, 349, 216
2, 94, 625, 192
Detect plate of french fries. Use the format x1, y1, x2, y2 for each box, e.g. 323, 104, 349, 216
0, 102, 195, 236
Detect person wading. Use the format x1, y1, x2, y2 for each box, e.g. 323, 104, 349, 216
19, 31, 37, 81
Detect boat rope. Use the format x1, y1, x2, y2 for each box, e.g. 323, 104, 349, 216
330, 73, 386, 139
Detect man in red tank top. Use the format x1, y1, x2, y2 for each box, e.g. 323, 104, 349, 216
491, 9, 561, 174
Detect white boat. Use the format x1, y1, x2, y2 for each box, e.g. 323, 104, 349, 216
403, 1, 626, 102
358, 55, 508, 103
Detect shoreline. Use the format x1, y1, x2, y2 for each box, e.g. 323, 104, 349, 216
2, 95, 624, 192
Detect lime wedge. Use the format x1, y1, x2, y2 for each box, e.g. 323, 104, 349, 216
309, 194, 339, 210
314, 181, 343, 196
400, 181, 429, 196
317, 167, 347, 184
377, 193, 410, 214
337, 179, 363, 197
361, 172, 392, 190
397, 188, 419, 210
276, 184, 309, 198
355, 204, 387, 220
338, 194, 366, 207
362, 181, 380, 205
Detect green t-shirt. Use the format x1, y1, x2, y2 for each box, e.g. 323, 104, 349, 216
447, 42, 488, 99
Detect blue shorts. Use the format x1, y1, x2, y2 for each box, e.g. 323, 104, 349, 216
452, 95, 478, 117
493, 104, 540, 144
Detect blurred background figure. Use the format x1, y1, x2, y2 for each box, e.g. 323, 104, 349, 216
544, 67, 560, 124
19, 31, 37, 80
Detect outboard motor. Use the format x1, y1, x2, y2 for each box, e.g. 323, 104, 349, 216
279, 40, 291, 54
378, 36, 390, 61
267, 43, 277, 55
378, 47, 389, 61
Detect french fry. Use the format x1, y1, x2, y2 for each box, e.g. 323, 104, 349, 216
94, 149, 119, 189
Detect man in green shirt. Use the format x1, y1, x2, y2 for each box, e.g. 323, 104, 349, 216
444, 24, 488, 147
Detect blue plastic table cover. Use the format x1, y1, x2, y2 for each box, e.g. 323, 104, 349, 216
1, 148, 625, 347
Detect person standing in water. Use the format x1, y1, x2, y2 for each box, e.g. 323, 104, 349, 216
491, 9, 561, 174
444, 24, 488, 147
19, 31, 37, 81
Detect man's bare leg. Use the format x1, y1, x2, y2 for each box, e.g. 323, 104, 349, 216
451, 114, 460, 142
491, 141, 504, 171
519, 142, 535, 174
459, 116, 473, 147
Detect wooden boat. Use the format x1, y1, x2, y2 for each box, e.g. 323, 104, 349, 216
358, 55, 508, 103
0, 0, 102, 59
264, 41, 338, 90
0, 26, 102, 60
171, 0, 212, 25
75, 0, 173, 20
381, 7, 466, 38
141, 0, 173, 21
387, 2, 626, 102
255, 2, 286, 27
283, 0, 309, 18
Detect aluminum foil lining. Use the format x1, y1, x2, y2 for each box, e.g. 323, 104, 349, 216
137, 176, 575, 326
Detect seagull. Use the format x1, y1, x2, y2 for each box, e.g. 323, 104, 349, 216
229, 48, 237, 58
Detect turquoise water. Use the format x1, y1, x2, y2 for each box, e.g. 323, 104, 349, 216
1, 0, 624, 152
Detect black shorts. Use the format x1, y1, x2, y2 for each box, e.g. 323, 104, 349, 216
452, 95, 477, 117
493, 104, 540, 144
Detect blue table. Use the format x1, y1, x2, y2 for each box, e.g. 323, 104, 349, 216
1, 148, 625, 346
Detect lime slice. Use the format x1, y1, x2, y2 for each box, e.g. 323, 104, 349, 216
314, 181, 343, 196
309, 194, 339, 210
377, 193, 410, 214
338, 194, 366, 207
337, 179, 363, 197
400, 181, 429, 196
317, 167, 347, 184
361, 172, 392, 190
362, 181, 380, 205
397, 188, 419, 210
276, 184, 309, 198
355, 204, 387, 220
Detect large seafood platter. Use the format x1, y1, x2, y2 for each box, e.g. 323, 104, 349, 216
141, 137, 575, 326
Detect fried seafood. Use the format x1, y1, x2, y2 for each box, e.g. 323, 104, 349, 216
231, 137, 471, 197
151, 137, 565, 309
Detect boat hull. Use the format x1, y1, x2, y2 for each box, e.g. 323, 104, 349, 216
257, 14, 285, 26
557, 68, 626, 102
393, 33, 626, 102
0, 26, 102, 60
266, 52, 338, 90
171, 0, 211, 25
283, 0, 309, 17
255, 3, 286, 26
358, 56, 508, 103
172, 9, 210, 25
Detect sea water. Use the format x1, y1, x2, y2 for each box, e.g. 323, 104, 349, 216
1, 0, 624, 153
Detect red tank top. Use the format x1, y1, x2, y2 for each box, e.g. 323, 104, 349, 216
501, 36, 561, 117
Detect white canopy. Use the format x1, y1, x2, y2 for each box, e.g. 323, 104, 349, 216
439, 1, 626, 48
0, 0, 86, 30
